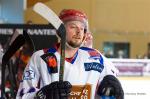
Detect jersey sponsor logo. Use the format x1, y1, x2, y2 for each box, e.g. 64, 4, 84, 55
23, 70, 35, 80
69, 84, 91, 99
84, 62, 104, 73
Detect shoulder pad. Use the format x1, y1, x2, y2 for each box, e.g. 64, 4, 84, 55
80, 47, 101, 58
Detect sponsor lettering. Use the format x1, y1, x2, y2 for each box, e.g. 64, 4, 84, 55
84, 62, 104, 73
69, 84, 91, 99
0, 29, 13, 35
27, 29, 56, 35
0, 29, 56, 35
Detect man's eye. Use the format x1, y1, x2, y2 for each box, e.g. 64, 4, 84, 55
80, 27, 84, 31
70, 25, 76, 28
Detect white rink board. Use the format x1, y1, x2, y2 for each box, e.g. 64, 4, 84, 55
119, 77, 150, 99
109, 58, 150, 76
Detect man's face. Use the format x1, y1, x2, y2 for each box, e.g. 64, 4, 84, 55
65, 21, 86, 48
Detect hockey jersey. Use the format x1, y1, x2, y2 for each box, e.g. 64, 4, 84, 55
16, 46, 118, 99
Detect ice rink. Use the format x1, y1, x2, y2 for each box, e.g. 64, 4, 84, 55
119, 77, 150, 99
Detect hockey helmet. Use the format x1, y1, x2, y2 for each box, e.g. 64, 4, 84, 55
59, 9, 88, 32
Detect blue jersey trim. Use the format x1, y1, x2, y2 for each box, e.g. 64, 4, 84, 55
47, 47, 57, 53
70, 51, 78, 64
79, 47, 94, 51
99, 54, 104, 65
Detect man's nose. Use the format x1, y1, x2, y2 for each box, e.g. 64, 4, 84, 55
76, 27, 81, 34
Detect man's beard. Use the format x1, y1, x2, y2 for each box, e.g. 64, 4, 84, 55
67, 40, 82, 48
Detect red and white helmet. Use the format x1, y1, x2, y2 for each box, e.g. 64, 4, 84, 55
59, 9, 88, 32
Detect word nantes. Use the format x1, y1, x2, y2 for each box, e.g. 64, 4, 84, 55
0, 29, 56, 35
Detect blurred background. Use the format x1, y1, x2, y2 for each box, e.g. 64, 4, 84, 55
0, 0, 150, 98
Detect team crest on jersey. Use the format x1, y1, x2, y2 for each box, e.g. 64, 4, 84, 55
84, 62, 104, 73
23, 69, 35, 80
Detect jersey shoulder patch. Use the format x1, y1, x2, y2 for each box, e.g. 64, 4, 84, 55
40, 46, 58, 74
80, 47, 101, 58
80, 47, 104, 65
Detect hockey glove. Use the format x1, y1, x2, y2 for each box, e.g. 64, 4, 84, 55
97, 75, 124, 99
35, 81, 72, 99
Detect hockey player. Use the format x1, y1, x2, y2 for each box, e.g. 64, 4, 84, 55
16, 9, 124, 99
